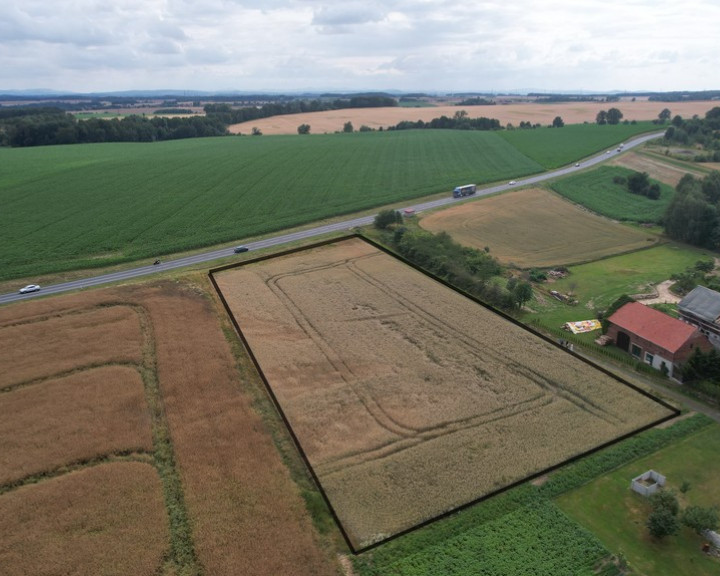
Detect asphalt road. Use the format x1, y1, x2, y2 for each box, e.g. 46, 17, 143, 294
1, 131, 664, 306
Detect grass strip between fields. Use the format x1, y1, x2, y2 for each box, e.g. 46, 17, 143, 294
134, 304, 200, 576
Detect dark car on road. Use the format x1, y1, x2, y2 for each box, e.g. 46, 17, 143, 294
234, 246, 249, 253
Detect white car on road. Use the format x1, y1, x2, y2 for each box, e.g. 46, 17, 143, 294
19, 284, 41, 294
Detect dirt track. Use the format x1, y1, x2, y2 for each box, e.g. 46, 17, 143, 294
229, 100, 718, 135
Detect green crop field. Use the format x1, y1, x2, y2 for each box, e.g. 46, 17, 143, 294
499, 122, 658, 168
557, 423, 720, 576
550, 165, 675, 223
1, 130, 544, 281
0, 124, 660, 282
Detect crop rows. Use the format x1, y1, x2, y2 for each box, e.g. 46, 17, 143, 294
0, 130, 543, 281
550, 165, 674, 223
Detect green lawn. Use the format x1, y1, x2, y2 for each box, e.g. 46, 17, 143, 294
526, 243, 713, 330
551, 165, 675, 223
556, 424, 720, 576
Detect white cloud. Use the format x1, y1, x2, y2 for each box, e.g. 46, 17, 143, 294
0, 0, 718, 92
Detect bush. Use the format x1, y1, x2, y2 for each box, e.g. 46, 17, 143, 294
374, 209, 402, 229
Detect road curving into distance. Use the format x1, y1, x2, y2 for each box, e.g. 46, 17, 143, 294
0, 131, 664, 306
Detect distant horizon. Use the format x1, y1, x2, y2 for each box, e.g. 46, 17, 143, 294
2, 88, 720, 99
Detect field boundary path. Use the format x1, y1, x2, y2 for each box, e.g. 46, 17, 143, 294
0, 131, 663, 306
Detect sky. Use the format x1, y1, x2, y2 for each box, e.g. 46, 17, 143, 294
1, 0, 719, 94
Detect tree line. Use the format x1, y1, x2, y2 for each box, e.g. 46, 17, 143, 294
661, 106, 720, 161
388, 110, 502, 131
0, 107, 228, 147
0, 95, 397, 147
664, 171, 720, 248
373, 211, 532, 311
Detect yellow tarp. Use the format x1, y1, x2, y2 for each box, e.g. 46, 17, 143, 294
563, 319, 602, 334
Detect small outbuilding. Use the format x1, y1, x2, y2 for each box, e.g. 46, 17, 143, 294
606, 302, 713, 378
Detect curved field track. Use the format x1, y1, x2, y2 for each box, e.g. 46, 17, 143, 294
0, 281, 337, 576
229, 100, 718, 135
214, 237, 675, 549
420, 188, 657, 268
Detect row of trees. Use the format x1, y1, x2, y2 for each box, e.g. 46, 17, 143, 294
664, 171, 720, 248
373, 211, 531, 311
646, 488, 718, 540
0, 107, 228, 147
203, 95, 396, 126
389, 110, 501, 131
662, 107, 720, 160
0, 95, 398, 147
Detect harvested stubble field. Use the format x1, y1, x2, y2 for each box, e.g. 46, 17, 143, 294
215, 237, 676, 550
419, 188, 657, 268
609, 150, 707, 186
0, 281, 337, 576
229, 100, 717, 135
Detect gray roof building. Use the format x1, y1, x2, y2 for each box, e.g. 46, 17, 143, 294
678, 285, 720, 348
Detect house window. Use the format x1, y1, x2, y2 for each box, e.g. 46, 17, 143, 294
645, 352, 654, 365
631, 344, 642, 358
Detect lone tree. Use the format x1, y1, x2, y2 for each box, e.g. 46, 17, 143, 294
596, 110, 608, 125
552, 116, 565, 128
374, 209, 402, 229
607, 107, 624, 125
658, 108, 672, 123
343, 121, 354, 133
513, 281, 534, 308
251, 126, 262, 136
681, 506, 719, 535
646, 489, 680, 539
297, 123, 311, 134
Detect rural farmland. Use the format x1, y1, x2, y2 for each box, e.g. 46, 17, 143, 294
0, 280, 338, 576
214, 236, 676, 550
228, 100, 717, 136
419, 188, 657, 268
0, 123, 649, 283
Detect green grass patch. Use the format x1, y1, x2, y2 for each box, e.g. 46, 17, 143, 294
556, 422, 720, 576
499, 122, 659, 169
528, 243, 712, 329
0, 131, 543, 281
550, 165, 674, 223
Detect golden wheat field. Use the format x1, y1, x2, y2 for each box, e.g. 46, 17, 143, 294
0, 281, 337, 576
215, 237, 675, 549
419, 188, 657, 268
228, 100, 717, 135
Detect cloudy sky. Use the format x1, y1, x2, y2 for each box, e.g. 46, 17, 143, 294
1, 0, 719, 94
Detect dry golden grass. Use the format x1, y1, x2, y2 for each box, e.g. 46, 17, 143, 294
419, 188, 656, 268
0, 305, 143, 389
139, 281, 337, 576
228, 100, 718, 135
0, 365, 152, 485
216, 238, 675, 548
0, 462, 168, 576
609, 151, 707, 186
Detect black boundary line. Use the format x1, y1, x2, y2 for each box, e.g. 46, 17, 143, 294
209, 234, 680, 554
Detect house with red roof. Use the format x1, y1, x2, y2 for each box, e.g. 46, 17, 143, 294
606, 301, 713, 378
